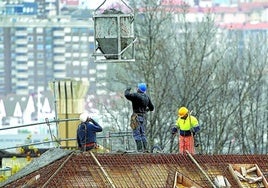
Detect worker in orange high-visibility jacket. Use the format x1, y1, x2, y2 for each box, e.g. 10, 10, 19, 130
172, 107, 200, 154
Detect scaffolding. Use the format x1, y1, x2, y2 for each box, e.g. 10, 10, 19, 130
0, 119, 134, 152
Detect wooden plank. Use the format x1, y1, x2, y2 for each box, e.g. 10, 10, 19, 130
255, 164, 268, 187
186, 151, 217, 188
229, 164, 268, 188
90, 151, 116, 188
21, 174, 40, 188
175, 171, 203, 188
224, 177, 231, 188
228, 164, 244, 188
246, 176, 262, 184
234, 170, 247, 181
241, 166, 247, 176
214, 175, 226, 187
246, 166, 257, 173
173, 171, 179, 188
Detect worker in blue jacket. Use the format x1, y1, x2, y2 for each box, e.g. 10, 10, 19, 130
77, 112, 103, 151
125, 83, 154, 152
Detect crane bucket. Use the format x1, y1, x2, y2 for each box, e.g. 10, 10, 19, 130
93, 0, 136, 63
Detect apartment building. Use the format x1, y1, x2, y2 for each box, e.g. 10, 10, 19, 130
0, 0, 267, 113
0, 0, 107, 96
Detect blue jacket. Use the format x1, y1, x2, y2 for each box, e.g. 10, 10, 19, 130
76, 119, 103, 147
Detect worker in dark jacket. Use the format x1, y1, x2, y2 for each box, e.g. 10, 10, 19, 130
77, 112, 103, 151
125, 83, 154, 152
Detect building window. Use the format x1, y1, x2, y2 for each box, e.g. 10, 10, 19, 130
89, 42, 94, 50
28, 53, 34, 59
37, 53, 43, 59
28, 36, 33, 41
89, 28, 94, 35
46, 44, 52, 50
37, 36, 43, 42
37, 44, 44, 50
65, 36, 71, 42
72, 36, 79, 42
37, 28, 43, 33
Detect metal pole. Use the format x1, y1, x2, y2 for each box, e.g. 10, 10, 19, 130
186, 151, 216, 188
0, 118, 79, 131
41, 152, 74, 188
45, 118, 54, 143
1, 134, 133, 150
90, 151, 116, 188
53, 80, 59, 139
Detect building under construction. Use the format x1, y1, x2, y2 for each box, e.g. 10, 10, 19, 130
1, 1, 268, 187
0, 148, 268, 187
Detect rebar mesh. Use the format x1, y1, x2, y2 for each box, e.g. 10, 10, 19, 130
3, 152, 268, 188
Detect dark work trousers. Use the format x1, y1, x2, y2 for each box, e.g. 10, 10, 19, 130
133, 115, 148, 152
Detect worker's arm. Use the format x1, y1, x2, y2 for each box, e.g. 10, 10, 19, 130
89, 118, 103, 132
124, 87, 131, 97
190, 116, 200, 133
147, 97, 154, 111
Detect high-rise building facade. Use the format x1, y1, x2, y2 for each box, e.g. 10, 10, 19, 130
0, 0, 267, 97
0, 19, 95, 95
0, 0, 107, 96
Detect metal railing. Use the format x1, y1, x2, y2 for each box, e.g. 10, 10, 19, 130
0, 118, 134, 152
0, 118, 78, 131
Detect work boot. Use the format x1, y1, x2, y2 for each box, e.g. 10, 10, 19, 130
136, 140, 143, 152
143, 141, 149, 153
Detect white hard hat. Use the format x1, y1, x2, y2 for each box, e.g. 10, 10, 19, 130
79, 112, 89, 122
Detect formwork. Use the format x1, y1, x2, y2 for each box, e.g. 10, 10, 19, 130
2, 151, 268, 188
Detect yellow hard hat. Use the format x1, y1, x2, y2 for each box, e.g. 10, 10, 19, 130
178, 107, 188, 117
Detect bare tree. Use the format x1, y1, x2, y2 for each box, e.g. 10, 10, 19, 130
101, 0, 268, 154
104, 0, 180, 151
222, 32, 268, 154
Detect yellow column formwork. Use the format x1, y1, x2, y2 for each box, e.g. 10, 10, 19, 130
49, 79, 89, 148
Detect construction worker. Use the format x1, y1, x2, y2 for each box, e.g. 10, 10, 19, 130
77, 112, 103, 151
125, 83, 154, 152
172, 107, 200, 154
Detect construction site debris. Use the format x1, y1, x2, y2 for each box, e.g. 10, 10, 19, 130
234, 170, 247, 181
21, 174, 40, 188
228, 164, 268, 188
214, 175, 231, 188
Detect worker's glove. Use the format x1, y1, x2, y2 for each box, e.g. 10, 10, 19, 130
89, 118, 96, 124
171, 127, 178, 135
87, 116, 92, 122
